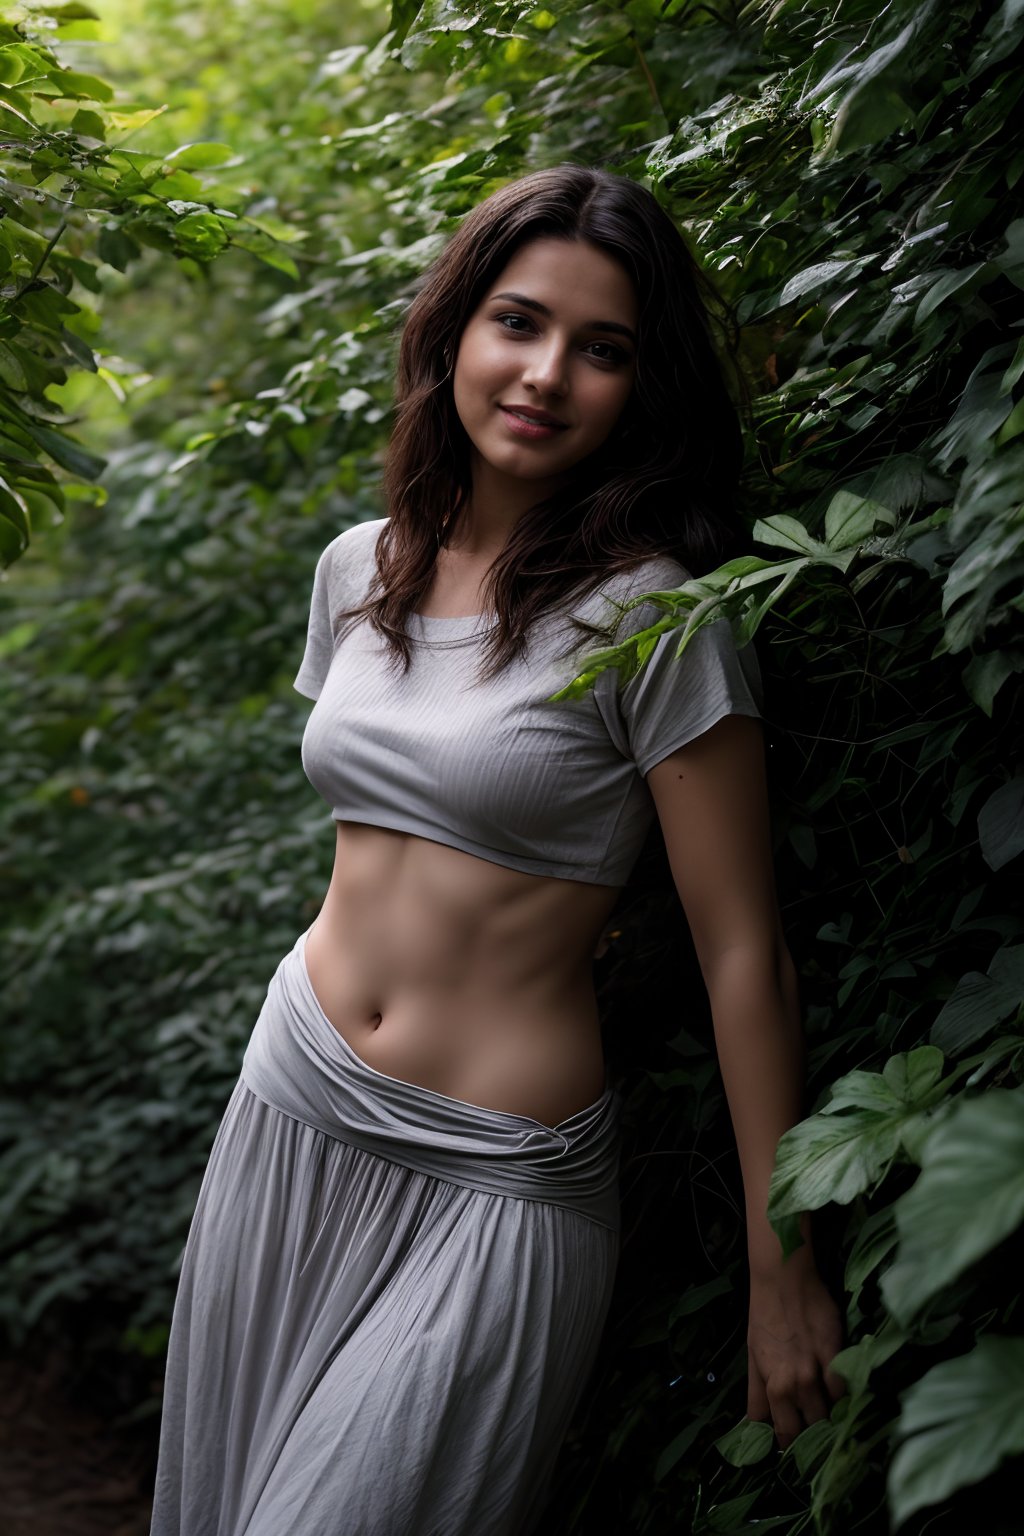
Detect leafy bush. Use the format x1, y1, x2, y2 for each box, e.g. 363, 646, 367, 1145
1, 0, 1022, 1529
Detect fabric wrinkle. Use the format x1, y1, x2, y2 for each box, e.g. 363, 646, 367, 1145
294, 516, 764, 887
235, 926, 621, 1233
150, 927, 622, 1536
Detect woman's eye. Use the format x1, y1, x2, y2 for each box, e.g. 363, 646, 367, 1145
588, 341, 628, 363
496, 313, 533, 335
494, 314, 628, 364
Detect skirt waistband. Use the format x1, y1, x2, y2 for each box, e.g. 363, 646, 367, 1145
239, 928, 621, 1232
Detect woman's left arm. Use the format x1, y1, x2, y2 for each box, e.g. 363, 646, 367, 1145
647, 713, 847, 1449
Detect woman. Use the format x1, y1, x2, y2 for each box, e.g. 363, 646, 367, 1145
150, 164, 845, 1536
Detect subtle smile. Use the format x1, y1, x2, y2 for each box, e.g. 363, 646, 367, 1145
498, 406, 569, 438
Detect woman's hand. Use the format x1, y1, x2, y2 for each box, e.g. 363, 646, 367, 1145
746, 1244, 847, 1450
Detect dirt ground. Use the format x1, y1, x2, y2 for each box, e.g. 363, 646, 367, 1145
0, 1349, 156, 1536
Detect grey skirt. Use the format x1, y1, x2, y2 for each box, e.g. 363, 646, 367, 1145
149, 926, 621, 1536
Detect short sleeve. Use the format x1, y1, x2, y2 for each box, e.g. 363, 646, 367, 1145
619, 615, 764, 777
293, 542, 337, 701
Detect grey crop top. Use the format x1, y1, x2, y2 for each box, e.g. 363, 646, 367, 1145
294, 517, 763, 888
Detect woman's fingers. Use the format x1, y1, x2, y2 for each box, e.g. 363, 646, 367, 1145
765, 1379, 803, 1450
750, 1349, 839, 1447
747, 1271, 848, 1445
823, 1358, 848, 1402
793, 1367, 832, 1431
747, 1354, 770, 1423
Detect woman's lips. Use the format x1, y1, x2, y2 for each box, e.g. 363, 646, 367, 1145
498, 406, 568, 439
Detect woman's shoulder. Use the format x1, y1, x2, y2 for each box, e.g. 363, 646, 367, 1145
322, 515, 388, 561
315, 516, 388, 591
578, 552, 695, 630
614, 551, 694, 598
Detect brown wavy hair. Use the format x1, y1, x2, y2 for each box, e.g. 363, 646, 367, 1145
334, 162, 754, 681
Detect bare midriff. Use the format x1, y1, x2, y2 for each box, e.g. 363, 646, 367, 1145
302, 818, 623, 1129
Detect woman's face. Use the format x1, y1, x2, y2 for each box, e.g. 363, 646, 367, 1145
451, 237, 638, 492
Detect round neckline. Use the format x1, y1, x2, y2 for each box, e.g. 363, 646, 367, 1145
411, 611, 485, 622
405, 609, 500, 647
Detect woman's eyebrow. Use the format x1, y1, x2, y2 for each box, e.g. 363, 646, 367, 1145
490, 291, 637, 344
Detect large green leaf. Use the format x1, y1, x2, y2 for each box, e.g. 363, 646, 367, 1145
932, 343, 1019, 474
889, 1335, 1024, 1528
21, 421, 107, 480
799, 3, 928, 146
929, 942, 1024, 1054
823, 489, 896, 551
768, 1048, 947, 1251
825, 1047, 944, 1114
977, 775, 1024, 871
162, 140, 235, 169
830, 1318, 905, 1396
751, 514, 829, 556
714, 1416, 775, 1467
778, 257, 873, 306
881, 1087, 1024, 1324
963, 648, 1024, 715
844, 1206, 899, 1310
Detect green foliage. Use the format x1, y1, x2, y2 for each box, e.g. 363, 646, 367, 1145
0, 2, 310, 564
765, 1047, 948, 1257
1, 0, 1023, 1530
881, 1086, 1024, 1325
889, 1335, 1024, 1528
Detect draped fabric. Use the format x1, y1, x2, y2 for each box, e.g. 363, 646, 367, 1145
150, 929, 621, 1536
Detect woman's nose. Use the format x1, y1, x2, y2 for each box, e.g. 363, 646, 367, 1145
520, 342, 570, 395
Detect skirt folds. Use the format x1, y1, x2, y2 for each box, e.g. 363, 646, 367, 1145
149, 928, 621, 1536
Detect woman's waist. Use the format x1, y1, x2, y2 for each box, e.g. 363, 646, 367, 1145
239, 927, 622, 1231
303, 920, 605, 1127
